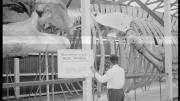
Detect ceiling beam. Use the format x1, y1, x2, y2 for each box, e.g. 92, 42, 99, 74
92, 0, 130, 5
145, 0, 150, 5
116, 0, 131, 4
127, 0, 134, 5
134, 0, 164, 26
153, 1, 163, 11
66, 0, 72, 8
153, 1, 178, 9
146, 0, 163, 5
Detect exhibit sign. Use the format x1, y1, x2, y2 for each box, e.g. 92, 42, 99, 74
58, 49, 94, 78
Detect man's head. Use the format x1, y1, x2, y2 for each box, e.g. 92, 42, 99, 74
109, 54, 118, 65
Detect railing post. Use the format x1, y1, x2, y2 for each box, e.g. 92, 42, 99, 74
51, 53, 55, 101
45, 52, 50, 101
6, 58, 9, 100
39, 53, 42, 99
159, 75, 162, 101
134, 79, 136, 101
14, 58, 20, 99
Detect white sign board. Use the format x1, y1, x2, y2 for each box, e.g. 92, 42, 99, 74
58, 49, 93, 78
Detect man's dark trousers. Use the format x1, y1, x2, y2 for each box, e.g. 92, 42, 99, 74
108, 88, 125, 101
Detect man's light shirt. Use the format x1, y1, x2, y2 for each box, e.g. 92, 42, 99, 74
95, 64, 125, 89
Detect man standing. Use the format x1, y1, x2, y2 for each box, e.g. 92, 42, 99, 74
91, 54, 125, 101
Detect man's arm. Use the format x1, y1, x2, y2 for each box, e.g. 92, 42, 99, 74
94, 70, 112, 83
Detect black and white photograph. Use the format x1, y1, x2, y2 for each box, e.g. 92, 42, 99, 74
3, 0, 178, 101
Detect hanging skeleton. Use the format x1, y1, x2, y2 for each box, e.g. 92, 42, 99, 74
90, 12, 178, 95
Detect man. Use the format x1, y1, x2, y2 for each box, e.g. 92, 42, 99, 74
91, 54, 125, 101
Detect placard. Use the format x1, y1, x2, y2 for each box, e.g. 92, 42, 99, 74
58, 49, 93, 78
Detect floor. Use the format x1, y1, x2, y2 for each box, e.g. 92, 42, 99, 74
7, 81, 178, 101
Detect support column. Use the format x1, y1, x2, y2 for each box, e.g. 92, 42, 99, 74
45, 53, 50, 101
164, 0, 173, 100
14, 58, 20, 99
39, 53, 42, 98
51, 53, 55, 101
81, 0, 93, 101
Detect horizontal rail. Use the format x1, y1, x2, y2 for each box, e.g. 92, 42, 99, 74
3, 73, 168, 88
3, 72, 171, 77
125, 73, 167, 79
2, 89, 82, 100
3, 78, 84, 88
2, 73, 58, 77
